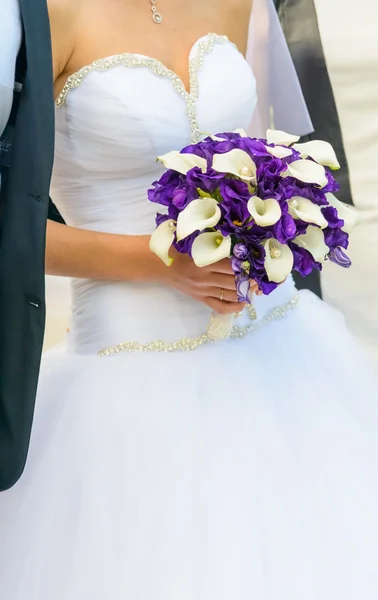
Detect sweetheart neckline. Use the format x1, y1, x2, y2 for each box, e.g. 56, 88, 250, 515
55, 33, 236, 108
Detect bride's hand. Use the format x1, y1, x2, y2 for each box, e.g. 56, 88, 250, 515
161, 250, 259, 315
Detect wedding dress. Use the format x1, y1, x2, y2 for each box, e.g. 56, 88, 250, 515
1, 33, 378, 600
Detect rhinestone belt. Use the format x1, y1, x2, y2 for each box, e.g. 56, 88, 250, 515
98, 294, 300, 356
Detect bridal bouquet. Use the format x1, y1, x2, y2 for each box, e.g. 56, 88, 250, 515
148, 129, 358, 339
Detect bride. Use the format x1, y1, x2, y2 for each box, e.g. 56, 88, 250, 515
1, 0, 378, 597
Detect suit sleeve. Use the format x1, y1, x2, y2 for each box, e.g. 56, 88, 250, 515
0, 0, 22, 136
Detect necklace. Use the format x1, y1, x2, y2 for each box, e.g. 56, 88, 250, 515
150, 0, 163, 24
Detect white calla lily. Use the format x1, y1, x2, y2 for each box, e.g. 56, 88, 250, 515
176, 197, 221, 241
264, 239, 294, 283
293, 226, 329, 263
326, 193, 359, 234
157, 150, 207, 175
266, 129, 300, 146
149, 220, 176, 266
212, 149, 257, 181
191, 232, 232, 268
283, 159, 328, 188
292, 140, 340, 170
233, 128, 248, 137
209, 134, 227, 141
247, 196, 282, 226
288, 196, 328, 229
265, 145, 293, 159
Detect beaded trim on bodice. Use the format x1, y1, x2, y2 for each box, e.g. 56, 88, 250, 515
55, 33, 230, 143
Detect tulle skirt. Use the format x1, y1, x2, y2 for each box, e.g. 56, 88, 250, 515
1, 290, 378, 599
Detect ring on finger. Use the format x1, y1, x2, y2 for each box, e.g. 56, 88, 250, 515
220, 288, 224, 301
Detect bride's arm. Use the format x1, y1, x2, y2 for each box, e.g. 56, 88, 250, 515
45, 0, 248, 314
46, 221, 165, 283
46, 222, 249, 315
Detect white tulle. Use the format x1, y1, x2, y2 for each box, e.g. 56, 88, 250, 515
1, 32, 378, 600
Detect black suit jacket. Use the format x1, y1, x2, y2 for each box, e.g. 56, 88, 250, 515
273, 0, 353, 297
0, 0, 54, 490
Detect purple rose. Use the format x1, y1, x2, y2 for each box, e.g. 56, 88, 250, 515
233, 243, 249, 260
257, 157, 286, 180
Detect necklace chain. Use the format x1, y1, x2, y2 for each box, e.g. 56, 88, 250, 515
150, 0, 163, 24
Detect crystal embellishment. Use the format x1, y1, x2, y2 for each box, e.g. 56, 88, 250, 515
55, 33, 229, 143
98, 294, 300, 356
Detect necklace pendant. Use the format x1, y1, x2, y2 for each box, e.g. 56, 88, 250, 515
150, 0, 163, 24
152, 11, 163, 24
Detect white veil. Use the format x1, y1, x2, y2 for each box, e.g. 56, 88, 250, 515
246, 0, 314, 138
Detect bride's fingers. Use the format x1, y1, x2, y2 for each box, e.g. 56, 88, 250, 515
207, 287, 238, 303
205, 297, 242, 315
250, 280, 259, 294
206, 259, 234, 275
202, 273, 237, 290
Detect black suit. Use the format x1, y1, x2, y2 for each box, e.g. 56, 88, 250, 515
0, 0, 54, 490
274, 0, 353, 298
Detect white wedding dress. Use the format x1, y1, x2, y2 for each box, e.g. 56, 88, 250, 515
1, 34, 378, 600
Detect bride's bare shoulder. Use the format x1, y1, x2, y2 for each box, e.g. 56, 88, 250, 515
47, 0, 80, 80
221, 0, 252, 52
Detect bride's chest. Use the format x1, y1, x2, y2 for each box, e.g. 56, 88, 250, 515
54, 36, 256, 174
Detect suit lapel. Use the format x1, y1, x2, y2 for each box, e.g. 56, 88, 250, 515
18, 0, 54, 194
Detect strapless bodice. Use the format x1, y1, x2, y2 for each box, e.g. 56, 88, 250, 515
51, 33, 297, 354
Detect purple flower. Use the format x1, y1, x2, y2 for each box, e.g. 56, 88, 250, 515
322, 206, 344, 229
257, 157, 286, 180
155, 213, 171, 227
148, 170, 183, 207
218, 179, 251, 234
328, 247, 352, 268
324, 227, 349, 250
174, 231, 199, 257
252, 275, 278, 295
180, 144, 209, 160
322, 171, 340, 194
171, 187, 190, 210
281, 178, 328, 206
187, 167, 224, 193
231, 256, 243, 275
290, 243, 318, 277
274, 214, 297, 244
257, 178, 283, 201
236, 273, 251, 303
233, 243, 249, 260
241, 138, 272, 159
